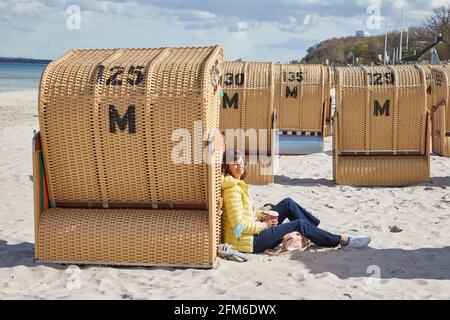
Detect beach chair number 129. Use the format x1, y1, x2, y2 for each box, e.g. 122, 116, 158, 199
367, 72, 395, 86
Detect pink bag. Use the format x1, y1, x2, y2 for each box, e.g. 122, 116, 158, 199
264, 232, 311, 256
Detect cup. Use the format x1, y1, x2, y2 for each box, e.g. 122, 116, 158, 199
267, 210, 279, 218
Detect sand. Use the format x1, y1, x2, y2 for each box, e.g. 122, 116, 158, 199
1, 90, 449, 300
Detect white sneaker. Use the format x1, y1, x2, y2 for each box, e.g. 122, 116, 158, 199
345, 236, 371, 249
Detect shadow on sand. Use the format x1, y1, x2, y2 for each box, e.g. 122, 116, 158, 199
0, 240, 36, 268
275, 175, 335, 187
429, 177, 450, 188
2, 239, 450, 280
0, 239, 180, 271
290, 246, 450, 280
274, 174, 450, 189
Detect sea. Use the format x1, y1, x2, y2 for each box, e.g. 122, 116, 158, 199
0, 61, 49, 93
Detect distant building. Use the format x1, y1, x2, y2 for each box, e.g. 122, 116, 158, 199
356, 30, 370, 37
354, 56, 379, 66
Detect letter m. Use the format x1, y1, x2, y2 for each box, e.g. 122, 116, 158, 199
374, 100, 390, 116
223, 92, 239, 109
109, 105, 136, 133
286, 86, 298, 98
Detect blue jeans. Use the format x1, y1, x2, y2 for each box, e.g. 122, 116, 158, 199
253, 198, 341, 253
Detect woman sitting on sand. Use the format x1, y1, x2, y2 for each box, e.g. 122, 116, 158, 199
221, 149, 371, 254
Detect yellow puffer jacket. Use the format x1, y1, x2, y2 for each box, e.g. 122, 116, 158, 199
221, 175, 263, 253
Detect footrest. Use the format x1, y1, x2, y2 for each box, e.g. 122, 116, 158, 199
335, 155, 430, 186
36, 208, 213, 268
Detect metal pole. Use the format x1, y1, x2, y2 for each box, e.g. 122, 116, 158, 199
384, 18, 389, 64
406, 28, 409, 51
405, 10, 409, 51
399, 8, 404, 62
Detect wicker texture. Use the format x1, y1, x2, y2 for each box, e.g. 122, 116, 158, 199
431, 66, 450, 156
39, 47, 223, 204
36, 46, 224, 268
36, 208, 214, 267
334, 65, 430, 186
274, 64, 326, 133
243, 151, 275, 185
208, 139, 224, 263
245, 162, 274, 185
334, 155, 429, 186
220, 62, 275, 154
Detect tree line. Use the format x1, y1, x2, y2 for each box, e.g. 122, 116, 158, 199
298, 6, 450, 64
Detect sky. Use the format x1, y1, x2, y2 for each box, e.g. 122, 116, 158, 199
0, 0, 449, 62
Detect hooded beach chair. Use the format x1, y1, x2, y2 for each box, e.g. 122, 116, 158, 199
33, 46, 225, 268
273, 64, 331, 155
220, 61, 276, 185
431, 65, 450, 156
333, 65, 430, 186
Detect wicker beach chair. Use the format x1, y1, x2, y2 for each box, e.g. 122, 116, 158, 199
33, 46, 224, 268
220, 61, 276, 185
274, 64, 330, 154
333, 65, 430, 186
431, 66, 450, 156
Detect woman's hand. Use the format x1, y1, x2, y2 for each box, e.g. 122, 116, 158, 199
260, 214, 278, 225
260, 216, 278, 229
268, 218, 278, 227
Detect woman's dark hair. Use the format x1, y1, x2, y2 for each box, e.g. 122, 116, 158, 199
222, 149, 248, 180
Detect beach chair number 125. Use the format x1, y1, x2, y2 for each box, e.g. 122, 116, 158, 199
96, 65, 145, 86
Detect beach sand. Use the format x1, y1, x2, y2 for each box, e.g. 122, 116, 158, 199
1, 90, 450, 299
